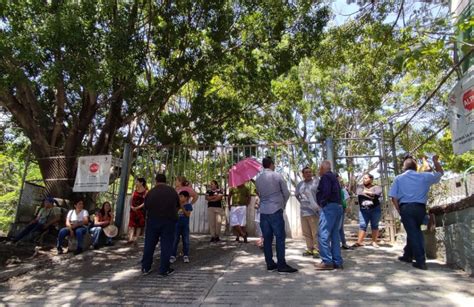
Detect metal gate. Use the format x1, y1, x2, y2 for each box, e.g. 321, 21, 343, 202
130, 142, 324, 237
128, 137, 395, 239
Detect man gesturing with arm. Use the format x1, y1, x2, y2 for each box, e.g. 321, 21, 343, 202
389, 155, 443, 270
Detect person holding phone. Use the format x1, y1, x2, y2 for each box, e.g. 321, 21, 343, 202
389, 155, 444, 270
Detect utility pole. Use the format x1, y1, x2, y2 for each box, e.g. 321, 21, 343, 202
115, 143, 132, 233
389, 122, 399, 175
325, 137, 336, 170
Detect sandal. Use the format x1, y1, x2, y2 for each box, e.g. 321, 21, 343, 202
352, 243, 364, 248
302, 250, 313, 257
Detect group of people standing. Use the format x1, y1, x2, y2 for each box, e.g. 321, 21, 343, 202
138, 152, 444, 277
254, 157, 344, 273
14, 151, 440, 276
254, 154, 443, 273
281, 160, 383, 272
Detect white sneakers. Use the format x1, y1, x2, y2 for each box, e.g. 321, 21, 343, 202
170, 255, 190, 263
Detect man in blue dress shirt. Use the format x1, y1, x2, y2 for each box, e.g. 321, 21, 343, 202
389, 155, 443, 270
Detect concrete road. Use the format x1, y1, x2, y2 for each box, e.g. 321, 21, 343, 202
0, 235, 472, 306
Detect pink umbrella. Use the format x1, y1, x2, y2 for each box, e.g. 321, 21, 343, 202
228, 158, 262, 188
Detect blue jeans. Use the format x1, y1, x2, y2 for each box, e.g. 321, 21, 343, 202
400, 203, 426, 265
142, 218, 176, 274
359, 206, 382, 231
172, 222, 190, 257
57, 226, 87, 249
319, 203, 343, 266
260, 209, 286, 269
339, 210, 346, 245
14, 222, 44, 242
90, 227, 112, 246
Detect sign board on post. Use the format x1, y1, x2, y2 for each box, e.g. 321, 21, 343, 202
448, 70, 474, 155
73, 155, 112, 192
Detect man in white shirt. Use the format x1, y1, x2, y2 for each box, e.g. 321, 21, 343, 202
295, 166, 320, 258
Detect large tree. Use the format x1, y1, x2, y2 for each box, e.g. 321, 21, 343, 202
0, 0, 329, 197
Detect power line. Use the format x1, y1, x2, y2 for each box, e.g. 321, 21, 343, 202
409, 121, 449, 154
393, 48, 474, 139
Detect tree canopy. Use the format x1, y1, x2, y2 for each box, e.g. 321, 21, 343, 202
0, 0, 329, 196
0, 0, 472, 201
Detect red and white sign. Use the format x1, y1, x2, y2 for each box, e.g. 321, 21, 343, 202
463, 89, 474, 111
89, 162, 100, 173
73, 155, 112, 192
448, 70, 474, 155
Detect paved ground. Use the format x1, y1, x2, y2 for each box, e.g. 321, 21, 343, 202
0, 235, 473, 306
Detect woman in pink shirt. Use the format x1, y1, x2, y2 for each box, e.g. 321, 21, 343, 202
175, 176, 198, 205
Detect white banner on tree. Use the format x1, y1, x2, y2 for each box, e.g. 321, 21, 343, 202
448, 70, 474, 155
73, 155, 112, 192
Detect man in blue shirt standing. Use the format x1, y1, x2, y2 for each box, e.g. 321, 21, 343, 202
389, 155, 443, 270
315, 160, 343, 270
255, 156, 297, 274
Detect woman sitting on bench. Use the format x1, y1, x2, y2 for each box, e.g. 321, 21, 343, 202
90, 201, 114, 249
57, 198, 89, 255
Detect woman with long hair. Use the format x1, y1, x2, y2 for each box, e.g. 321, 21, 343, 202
90, 201, 114, 249
353, 174, 383, 248
205, 180, 223, 242
128, 178, 147, 244
175, 176, 198, 205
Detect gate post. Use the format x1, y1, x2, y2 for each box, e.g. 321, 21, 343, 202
116, 143, 132, 232
389, 122, 399, 175
325, 137, 336, 168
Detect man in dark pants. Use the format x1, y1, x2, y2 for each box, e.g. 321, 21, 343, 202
255, 156, 297, 274
389, 155, 443, 270
315, 160, 343, 270
142, 173, 179, 277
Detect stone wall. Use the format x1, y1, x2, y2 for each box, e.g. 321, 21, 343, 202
432, 201, 474, 276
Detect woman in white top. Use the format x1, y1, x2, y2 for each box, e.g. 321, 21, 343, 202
57, 199, 89, 255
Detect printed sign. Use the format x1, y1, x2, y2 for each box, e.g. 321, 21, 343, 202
73, 155, 112, 192
448, 70, 474, 155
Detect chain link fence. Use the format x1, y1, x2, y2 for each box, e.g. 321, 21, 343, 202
429, 171, 474, 208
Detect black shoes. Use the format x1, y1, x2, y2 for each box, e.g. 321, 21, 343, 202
73, 248, 83, 255
278, 264, 298, 274
142, 268, 154, 276
412, 263, 428, 270
57, 247, 64, 255
398, 256, 413, 263
267, 263, 278, 271
210, 236, 221, 243
333, 264, 344, 270
159, 268, 175, 277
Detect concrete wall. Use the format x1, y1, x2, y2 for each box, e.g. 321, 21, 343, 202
435, 206, 474, 275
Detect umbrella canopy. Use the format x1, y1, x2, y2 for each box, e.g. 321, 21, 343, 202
228, 158, 262, 188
